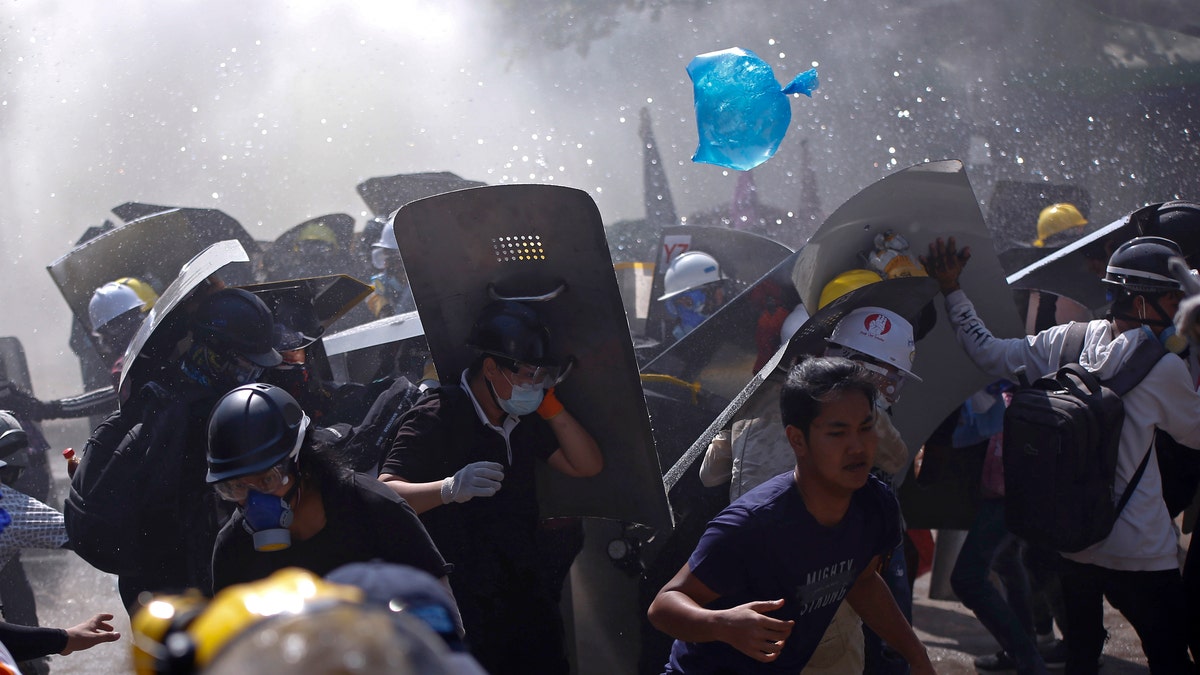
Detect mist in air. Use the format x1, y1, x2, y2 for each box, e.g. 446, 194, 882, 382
3, 0, 1198, 395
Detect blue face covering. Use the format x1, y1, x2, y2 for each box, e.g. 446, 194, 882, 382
242, 490, 294, 552
498, 371, 545, 417
666, 290, 710, 339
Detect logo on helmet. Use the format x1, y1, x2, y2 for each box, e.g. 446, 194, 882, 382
862, 313, 892, 339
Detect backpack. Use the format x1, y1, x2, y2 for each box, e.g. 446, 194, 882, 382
63, 382, 176, 576
1002, 322, 1165, 553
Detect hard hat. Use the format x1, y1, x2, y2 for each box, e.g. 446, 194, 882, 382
1033, 203, 1088, 247
1103, 236, 1184, 295
658, 251, 726, 301
827, 307, 922, 381
467, 300, 556, 369
816, 269, 883, 309
0, 411, 28, 459
130, 590, 209, 675
206, 383, 309, 484
190, 288, 283, 368
89, 278, 158, 331
296, 221, 338, 247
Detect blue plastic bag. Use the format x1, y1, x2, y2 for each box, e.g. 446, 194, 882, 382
687, 47, 818, 171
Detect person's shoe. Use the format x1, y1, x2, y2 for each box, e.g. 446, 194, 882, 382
974, 650, 1016, 672
1039, 639, 1067, 670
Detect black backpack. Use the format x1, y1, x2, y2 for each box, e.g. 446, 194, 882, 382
63, 382, 177, 576
1002, 322, 1165, 553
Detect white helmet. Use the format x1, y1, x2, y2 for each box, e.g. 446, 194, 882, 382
826, 306, 921, 381
88, 280, 149, 331
370, 213, 399, 270
658, 250, 726, 301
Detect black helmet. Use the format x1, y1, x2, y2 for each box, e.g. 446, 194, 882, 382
1103, 236, 1184, 295
466, 301, 555, 367
206, 383, 308, 483
0, 411, 28, 459
1133, 200, 1200, 267
191, 288, 283, 367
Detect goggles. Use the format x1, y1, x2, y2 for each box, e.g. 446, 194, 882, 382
214, 460, 292, 502
500, 359, 561, 391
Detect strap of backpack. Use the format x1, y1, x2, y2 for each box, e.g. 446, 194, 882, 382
1059, 322, 1089, 367
1114, 444, 1154, 518
1106, 332, 1168, 396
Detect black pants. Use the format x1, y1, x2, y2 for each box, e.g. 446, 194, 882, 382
1059, 558, 1194, 675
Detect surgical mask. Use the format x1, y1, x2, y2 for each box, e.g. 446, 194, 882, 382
498, 370, 545, 417
242, 490, 294, 552
666, 290, 710, 339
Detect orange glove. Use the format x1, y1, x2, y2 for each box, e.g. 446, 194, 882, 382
537, 387, 564, 420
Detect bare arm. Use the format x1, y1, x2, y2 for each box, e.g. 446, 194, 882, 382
60, 613, 121, 655
845, 557, 934, 675
378, 475, 445, 515
647, 563, 794, 663
542, 401, 604, 478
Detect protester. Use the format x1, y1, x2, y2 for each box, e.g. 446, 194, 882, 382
649, 356, 934, 674
922, 234, 1200, 673
658, 250, 732, 342
379, 300, 603, 674
206, 383, 449, 593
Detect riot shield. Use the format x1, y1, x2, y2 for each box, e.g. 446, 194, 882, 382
355, 171, 487, 216
241, 275, 374, 383
117, 240, 252, 402
391, 184, 671, 532
322, 311, 429, 385
109, 202, 261, 262
790, 160, 1024, 468
47, 208, 259, 333
259, 214, 360, 282
0, 337, 33, 391
641, 225, 793, 346
1007, 215, 1135, 310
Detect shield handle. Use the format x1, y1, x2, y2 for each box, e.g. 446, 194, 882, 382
487, 282, 568, 303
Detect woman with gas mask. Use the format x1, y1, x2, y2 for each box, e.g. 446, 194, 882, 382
205, 382, 453, 604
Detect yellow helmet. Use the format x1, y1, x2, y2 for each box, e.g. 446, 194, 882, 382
1034, 203, 1088, 247
296, 221, 339, 248
130, 568, 363, 674
817, 269, 883, 309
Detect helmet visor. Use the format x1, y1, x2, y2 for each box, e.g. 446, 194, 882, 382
501, 360, 562, 391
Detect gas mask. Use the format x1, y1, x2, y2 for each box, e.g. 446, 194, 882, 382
242, 489, 294, 552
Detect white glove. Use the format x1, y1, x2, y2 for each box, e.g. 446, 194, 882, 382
440, 461, 505, 504
1176, 294, 1200, 344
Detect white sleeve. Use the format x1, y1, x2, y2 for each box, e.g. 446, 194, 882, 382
944, 289, 1068, 381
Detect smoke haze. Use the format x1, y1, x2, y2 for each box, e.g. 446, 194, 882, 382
3, 0, 1198, 395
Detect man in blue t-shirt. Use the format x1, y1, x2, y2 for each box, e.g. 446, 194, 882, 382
648, 356, 935, 674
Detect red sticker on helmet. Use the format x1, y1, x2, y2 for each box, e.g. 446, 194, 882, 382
862, 313, 892, 337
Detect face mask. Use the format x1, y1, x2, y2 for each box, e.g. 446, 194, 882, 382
242, 489, 294, 552
497, 370, 545, 417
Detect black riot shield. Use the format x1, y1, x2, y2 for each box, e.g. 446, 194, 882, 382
789, 160, 1024, 468
117, 240, 252, 402
355, 171, 487, 217
47, 208, 259, 334
0, 337, 33, 391
260, 214, 359, 282
641, 225, 794, 346
392, 184, 671, 532
1007, 215, 1136, 310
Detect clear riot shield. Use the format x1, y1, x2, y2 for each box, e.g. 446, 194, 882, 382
117, 240, 252, 403
47, 208, 259, 334
641, 225, 794, 347
322, 311, 429, 385
391, 184, 671, 532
